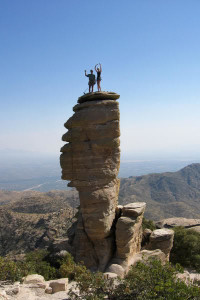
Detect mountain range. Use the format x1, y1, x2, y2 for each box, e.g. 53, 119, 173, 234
119, 163, 200, 220
1, 163, 200, 256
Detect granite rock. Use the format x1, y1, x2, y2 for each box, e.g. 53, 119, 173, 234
23, 274, 45, 284
156, 217, 200, 233
146, 229, 174, 261
49, 279, 68, 294
115, 202, 146, 261
77, 91, 120, 103
60, 92, 120, 271
60, 93, 174, 274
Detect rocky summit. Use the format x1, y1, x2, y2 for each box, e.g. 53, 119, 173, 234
60, 92, 174, 276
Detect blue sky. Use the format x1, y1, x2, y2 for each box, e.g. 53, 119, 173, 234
1, 0, 200, 160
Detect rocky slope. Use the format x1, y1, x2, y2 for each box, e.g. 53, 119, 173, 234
0, 191, 78, 257
119, 163, 200, 220
0, 190, 79, 212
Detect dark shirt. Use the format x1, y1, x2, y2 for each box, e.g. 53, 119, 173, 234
97, 71, 101, 80
86, 74, 95, 82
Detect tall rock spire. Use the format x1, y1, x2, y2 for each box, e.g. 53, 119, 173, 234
60, 92, 173, 276
60, 92, 120, 271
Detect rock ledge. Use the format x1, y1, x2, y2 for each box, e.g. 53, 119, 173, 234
78, 91, 120, 103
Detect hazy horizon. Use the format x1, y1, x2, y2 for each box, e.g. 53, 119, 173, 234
1, 151, 200, 191
1, 1, 200, 161
1, 148, 200, 163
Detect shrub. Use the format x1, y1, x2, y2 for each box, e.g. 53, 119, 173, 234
69, 258, 200, 299
170, 226, 200, 272
0, 257, 22, 282
142, 217, 156, 231
59, 252, 94, 282
69, 266, 114, 300
59, 252, 77, 280
24, 250, 58, 280
112, 259, 200, 299
0, 250, 59, 282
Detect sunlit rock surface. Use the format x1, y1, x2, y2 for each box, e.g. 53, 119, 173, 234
60, 92, 120, 271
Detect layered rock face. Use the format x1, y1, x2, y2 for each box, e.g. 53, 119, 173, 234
146, 229, 174, 261
60, 92, 120, 271
106, 202, 146, 275
60, 92, 174, 274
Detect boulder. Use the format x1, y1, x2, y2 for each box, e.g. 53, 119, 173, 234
103, 272, 118, 279
45, 286, 52, 294
156, 217, 200, 233
23, 274, 45, 284
106, 264, 125, 277
5, 286, 20, 296
130, 249, 166, 266
49, 278, 68, 294
147, 229, 174, 260
122, 202, 146, 218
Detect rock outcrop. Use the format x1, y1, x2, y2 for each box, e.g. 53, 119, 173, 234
156, 217, 200, 233
106, 202, 146, 275
60, 92, 175, 274
0, 275, 70, 299
145, 229, 174, 261
60, 92, 120, 271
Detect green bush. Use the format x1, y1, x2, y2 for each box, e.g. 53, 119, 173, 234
0, 250, 58, 282
1, 249, 200, 299
112, 259, 200, 300
24, 250, 58, 280
69, 258, 200, 299
69, 266, 114, 300
142, 217, 156, 231
59, 252, 94, 282
59, 252, 77, 280
170, 226, 200, 272
0, 257, 22, 282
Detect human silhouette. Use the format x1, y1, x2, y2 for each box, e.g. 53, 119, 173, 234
85, 69, 96, 93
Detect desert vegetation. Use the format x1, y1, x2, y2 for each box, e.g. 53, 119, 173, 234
1, 245, 200, 299
170, 226, 200, 272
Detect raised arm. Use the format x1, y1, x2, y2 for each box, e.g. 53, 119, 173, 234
85, 70, 87, 76
95, 64, 98, 72
99, 63, 102, 72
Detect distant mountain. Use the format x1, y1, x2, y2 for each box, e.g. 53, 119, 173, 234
119, 163, 200, 220
1, 163, 200, 257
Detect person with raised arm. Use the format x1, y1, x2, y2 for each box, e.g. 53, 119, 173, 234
95, 63, 102, 92
85, 69, 96, 93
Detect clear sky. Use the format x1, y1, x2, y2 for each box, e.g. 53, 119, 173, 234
1, 0, 200, 161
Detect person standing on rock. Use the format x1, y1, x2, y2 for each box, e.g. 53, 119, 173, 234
95, 63, 102, 92
85, 69, 96, 93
